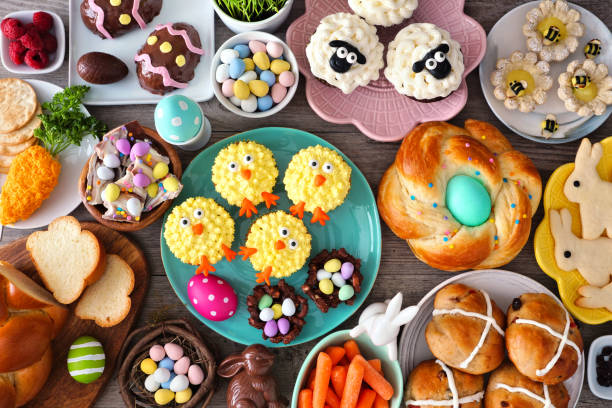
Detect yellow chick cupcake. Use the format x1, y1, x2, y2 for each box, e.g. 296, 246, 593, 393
164, 197, 236, 275
283, 145, 352, 225
212, 141, 279, 218
239, 211, 312, 285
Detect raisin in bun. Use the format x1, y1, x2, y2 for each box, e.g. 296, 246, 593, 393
506, 293, 583, 385
485, 361, 569, 408
405, 359, 485, 408
425, 284, 506, 375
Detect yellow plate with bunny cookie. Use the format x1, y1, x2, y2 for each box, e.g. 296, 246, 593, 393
534, 136, 612, 324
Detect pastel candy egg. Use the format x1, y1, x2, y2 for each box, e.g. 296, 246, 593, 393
154, 389, 175, 405
253, 51, 270, 70
257, 95, 273, 112
161, 372, 176, 389
324, 259, 341, 273
155, 95, 203, 144
243, 57, 255, 71
158, 357, 175, 371
341, 262, 354, 279
102, 183, 120, 202
229, 96, 242, 106
174, 356, 190, 375
331, 273, 346, 288
339, 285, 355, 301
162, 176, 180, 192
316, 269, 331, 281
67, 336, 105, 384
249, 80, 269, 97
153, 367, 171, 383
229, 58, 246, 79
96, 166, 114, 181
233, 44, 250, 58
270, 59, 290, 75
241, 95, 257, 113
188, 274, 238, 321
271, 83, 287, 103
233, 80, 250, 100
260, 70, 276, 87
319, 279, 334, 295
249, 40, 266, 53
170, 374, 190, 392
126, 198, 142, 217
271, 303, 283, 319
134, 172, 151, 188
222, 79, 235, 97
145, 374, 161, 392
445, 175, 492, 227
103, 154, 120, 168
149, 344, 165, 361
238, 70, 257, 83
130, 141, 150, 159
140, 358, 157, 375
281, 298, 295, 317
264, 320, 278, 337
147, 182, 159, 197
164, 343, 184, 361
215, 63, 230, 83
259, 307, 274, 322
266, 41, 284, 59
175, 387, 193, 404
153, 162, 169, 179
220, 48, 239, 64
188, 364, 204, 385
278, 317, 290, 335
258, 294, 273, 310
279, 71, 295, 87
116, 138, 131, 155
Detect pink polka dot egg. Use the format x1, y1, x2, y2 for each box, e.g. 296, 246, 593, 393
187, 274, 237, 321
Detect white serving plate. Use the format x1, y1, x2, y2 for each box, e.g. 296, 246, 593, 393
68, 0, 214, 105
0, 80, 98, 229
479, 1, 612, 143
399, 269, 584, 407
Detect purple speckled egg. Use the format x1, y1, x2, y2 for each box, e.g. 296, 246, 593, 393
130, 141, 150, 160
116, 138, 131, 155
187, 275, 237, 321
264, 320, 278, 337
341, 262, 354, 280
134, 173, 151, 187
277, 318, 290, 335
174, 356, 190, 375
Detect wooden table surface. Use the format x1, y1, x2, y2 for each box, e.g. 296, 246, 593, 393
1, 0, 610, 406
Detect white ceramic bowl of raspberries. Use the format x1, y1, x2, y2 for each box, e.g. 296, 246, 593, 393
0, 10, 64, 74
211, 31, 299, 118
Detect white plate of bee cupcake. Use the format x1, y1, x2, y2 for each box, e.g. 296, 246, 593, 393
160, 127, 382, 347
399, 269, 584, 408
68, 0, 214, 104
480, 0, 612, 144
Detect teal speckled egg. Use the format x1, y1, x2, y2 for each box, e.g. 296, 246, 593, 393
445, 175, 491, 227
155, 95, 203, 144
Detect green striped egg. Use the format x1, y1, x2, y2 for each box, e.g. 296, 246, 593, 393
67, 336, 106, 384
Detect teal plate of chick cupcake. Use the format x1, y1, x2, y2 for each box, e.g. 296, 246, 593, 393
160, 127, 381, 347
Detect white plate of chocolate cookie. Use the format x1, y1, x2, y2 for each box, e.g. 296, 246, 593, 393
399, 269, 584, 408
68, 0, 214, 105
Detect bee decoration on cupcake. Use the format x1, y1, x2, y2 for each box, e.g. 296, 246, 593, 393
507, 79, 528, 97
541, 25, 562, 44
571, 69, 591, 89
328, 40, 366, 74
584, 39, 601, 59
541, 113, 559, 139
412, 43, 452, 79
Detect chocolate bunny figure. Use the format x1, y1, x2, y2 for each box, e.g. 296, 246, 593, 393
217, 344, 288, 408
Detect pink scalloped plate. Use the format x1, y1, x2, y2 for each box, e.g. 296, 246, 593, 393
287, 0, 486, 142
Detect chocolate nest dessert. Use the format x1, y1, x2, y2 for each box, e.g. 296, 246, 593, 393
80, 0, 163, 40
246, 280, 308, 344
302, 248, 362, 313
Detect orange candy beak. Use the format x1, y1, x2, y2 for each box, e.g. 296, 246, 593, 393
314, 174, 326, 187
274, 240, 286, 250
192, 223, 204, 235
241, 169, 252, 180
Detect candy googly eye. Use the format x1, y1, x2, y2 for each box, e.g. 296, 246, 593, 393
193, 209, 204, 219
288, 239, 298, 250
434, 51, 446, 62
228, 162, 239, 172
337, 47, 348, 58
573, 180, 580, 187
309, 159, 319, 169
425, 59, 437, 70
180, 217, 190, 227
243, 154, 253, 164
347, 52, 357, 64
323, 162, 333, 173
278, 226, 290, 237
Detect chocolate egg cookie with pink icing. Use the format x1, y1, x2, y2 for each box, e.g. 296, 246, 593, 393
135, 22, 205, 95
80, 0, 163, 39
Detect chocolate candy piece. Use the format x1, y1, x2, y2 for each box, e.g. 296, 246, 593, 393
77, 52, 128, 84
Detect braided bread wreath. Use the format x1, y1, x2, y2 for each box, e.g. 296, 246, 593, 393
378, 120, 542, 271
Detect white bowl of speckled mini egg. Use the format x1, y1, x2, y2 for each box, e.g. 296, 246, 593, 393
211, 31, 299, 118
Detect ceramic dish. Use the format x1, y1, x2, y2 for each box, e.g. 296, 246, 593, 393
212, 0, 294, 34
479, 1, 612, 144
587, 334, 612, 400
0, 10, 65, 74
210, 31, 299, 118
160, 127, 382, 347
0, 79, 98, 230
398, 269, 584, 408
286, 0, 486, 142
67, 0, 214, 105
534, 136, 612, 325
291, 330, 404, 408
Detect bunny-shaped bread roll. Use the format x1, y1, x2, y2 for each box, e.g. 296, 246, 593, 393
550, 208, 612, 287
563, 138, 612, 239
577, 283, 612, 312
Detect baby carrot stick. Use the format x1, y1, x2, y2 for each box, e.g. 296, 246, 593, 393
325, 346, 347, 366
356, 389, 377, 408
308, 368, 317, 390
343, 340, 361, 361
353, 355, 394, 400
313, 352, 333, 408
331, 365, 347, 397
325, 388, 341, 408
299, 389, 314, 408
373, 396, 389, 408
367, 359, 382, 372
340, 358, 365, 408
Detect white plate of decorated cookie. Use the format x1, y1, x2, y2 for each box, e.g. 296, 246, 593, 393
399, 269, 584, 408
479, 1, 612, 143
68, 0, 214, 105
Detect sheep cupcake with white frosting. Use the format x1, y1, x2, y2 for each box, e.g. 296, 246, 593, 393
306, 13, 384, 94
384, 23, 464, 100
348, 0, 419, 27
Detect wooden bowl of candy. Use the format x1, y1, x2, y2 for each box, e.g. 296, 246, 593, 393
78, 121, 183, 232
117, 319, 216, 408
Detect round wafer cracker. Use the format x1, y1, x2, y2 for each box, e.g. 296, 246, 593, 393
0, 137, 36, 155
0, 104, 42, 145
0, 78, 38, 133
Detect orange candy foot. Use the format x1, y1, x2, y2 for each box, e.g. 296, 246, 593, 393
222, 244, 237, 262
290, 201, 305, 219
239, 198, 258, 218
261, 191, 280, 208
311, 207, 330, 225
256, 266, 272, 285
238, 246, 258, 260
195, 255, 215, 276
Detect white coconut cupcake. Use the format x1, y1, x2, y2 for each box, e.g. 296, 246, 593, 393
348, 0, 419, 27
558, 59, 612, 116
306, 13, 384, 94
384, 23, 464, 100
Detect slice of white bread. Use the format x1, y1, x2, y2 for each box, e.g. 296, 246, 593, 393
75, 254, 134, 327
26, 216, 106, 304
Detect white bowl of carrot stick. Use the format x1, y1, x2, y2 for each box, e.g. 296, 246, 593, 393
292, 330, 403, 408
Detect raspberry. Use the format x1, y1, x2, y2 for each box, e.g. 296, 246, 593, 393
32, 11, 53, 32
1, 18, 26, 40
41, 32, 57, 53
8, 40, 26, 65
24, 49, 48, 69
19, 31, 43, 51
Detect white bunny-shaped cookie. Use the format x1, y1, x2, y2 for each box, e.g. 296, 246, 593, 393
550, 208, 612, 287
563, 138, 612, 239
577, 282, 612, 312
350, 292, 418, 361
